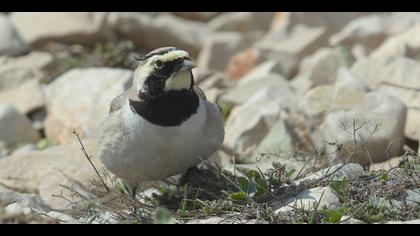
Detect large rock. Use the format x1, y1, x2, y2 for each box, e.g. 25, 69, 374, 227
369, 157, 401, 171
0, 185, 52, 213
207, 12, 274, 32
319, 91, 406, 166
0, 51, 54, 72
329, 14, 389, 55
224, 85, 298, 161
220, 74, 293, 106
296, 163, 364, 184
351, 57, 420, 139
109, 12, 207, 57
228, 47, 299, 81
44, 68, 132, 144
225, 48, 260, 81
0, 14, 26, 56
273, 186, 340, 214
270, 12, 369, 37
0, 67, 43, 91
197, 31, 261, 72
292, 47, 353, 91
0, 141, 8, 159
370, 24, 420, 60
387, 12, 420, 35
0, 139, 102, 210
0, 104, 41, 148
10, 12, 112, 47
251, 119, 302, 163
254, 24, 327, 59
298, 78, 368, 127
237, 60, 285, 85
0, 78, 44, 114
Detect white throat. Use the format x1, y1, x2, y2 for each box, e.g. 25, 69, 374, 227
164, 70, 192, 91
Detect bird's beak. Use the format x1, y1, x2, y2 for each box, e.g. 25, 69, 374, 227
180, 58, 196, 71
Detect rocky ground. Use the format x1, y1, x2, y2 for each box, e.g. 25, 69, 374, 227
0, 12, 419, 224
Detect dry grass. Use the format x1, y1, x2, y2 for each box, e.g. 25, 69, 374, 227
60, 119, 419, 224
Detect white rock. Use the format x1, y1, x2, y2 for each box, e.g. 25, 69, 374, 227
339, 215, 366, 224
0, 14, 26, 56
0, 104, 41, 148
0, 67, 44, 91
334, 67, 369, 92
10, 144, 37, 156
198, 73, 232, 91
257, 50, 300, 79
370, 25, 420, 60
220, 74, 294, 106
319, 91, 406, 165
298, 85, 366, 126
293, 47, 353, 90
255, 24, 327, 59
0, 185, 52, 213
0, 79, 44, 114
251, 119, 301, 163
329, 14, 389, 54
198, 31, 261, 72
5, 203, 32, 215
238, 60, 285, 85
44, 68, 132, 144
386, 12, 420, 35
109, 12, 207, 57
187, 216, 224, 224
385, 219, 420, 224
224, 85, 298, 162
0, 139, 103, 210
351, 56, 420, 139
10, 12, 112, 46
207, 12, 274, 32
369, 157, 401, 171
296, 70, 368, 123
273, 187, 340, 213
0, 51, 54, 72
46, 211, 80, 224
271, 12, 369, 36
297, 163, 364, 184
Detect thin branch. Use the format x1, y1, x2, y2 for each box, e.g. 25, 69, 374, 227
72, 128, 110, 193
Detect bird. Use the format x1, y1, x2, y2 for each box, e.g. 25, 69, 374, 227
97, 47, 225, 190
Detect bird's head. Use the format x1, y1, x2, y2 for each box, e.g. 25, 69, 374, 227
133, 47, 195, 99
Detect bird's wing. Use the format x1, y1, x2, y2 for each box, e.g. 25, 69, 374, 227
193, 86, 207, 101
194, 85, 224, 113
109, 87, 137, 114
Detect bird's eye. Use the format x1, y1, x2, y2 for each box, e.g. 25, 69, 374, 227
155, 60, 163, 68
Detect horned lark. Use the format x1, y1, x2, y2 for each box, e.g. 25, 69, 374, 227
97, 47, 225, 186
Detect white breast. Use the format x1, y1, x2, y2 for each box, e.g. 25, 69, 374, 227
116, 97, 208, 182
